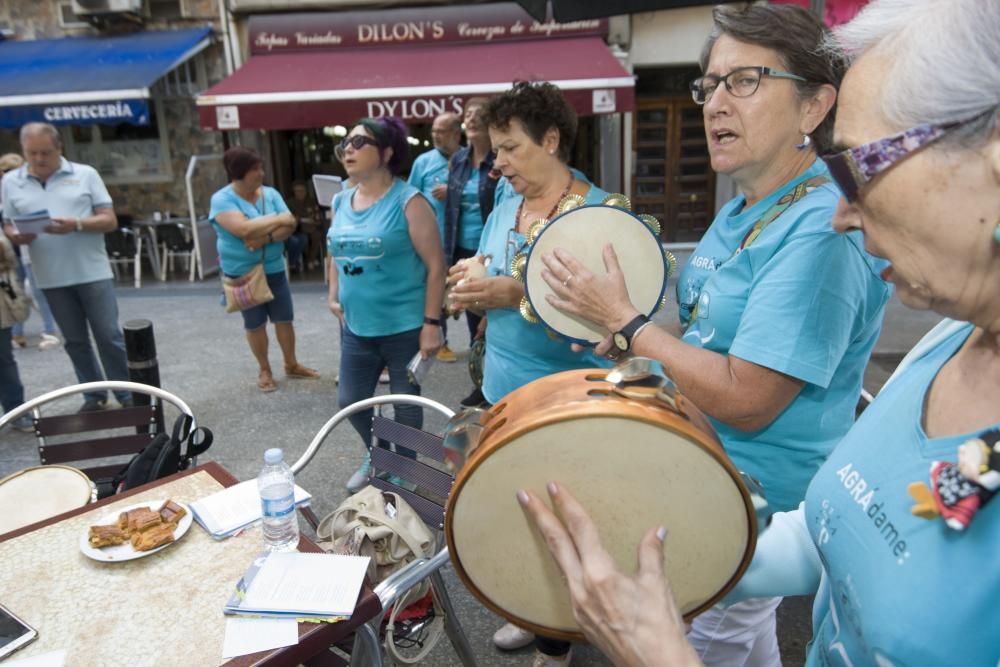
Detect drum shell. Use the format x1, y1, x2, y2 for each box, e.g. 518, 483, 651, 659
444, 369, 758, 642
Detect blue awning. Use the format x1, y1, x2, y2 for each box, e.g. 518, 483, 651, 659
0, 27, 213, 128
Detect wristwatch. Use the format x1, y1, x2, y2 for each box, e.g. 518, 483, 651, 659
612, 314, 651, 353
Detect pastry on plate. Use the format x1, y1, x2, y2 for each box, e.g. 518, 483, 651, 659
88, 524, 128, 548
125, 508, 162, 535
131, 522, 176, 551
157, 500, 186, 525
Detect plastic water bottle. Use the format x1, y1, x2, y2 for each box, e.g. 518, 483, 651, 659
258, 448, 299, 551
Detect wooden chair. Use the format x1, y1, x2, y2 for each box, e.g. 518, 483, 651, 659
291, 394, 477, 667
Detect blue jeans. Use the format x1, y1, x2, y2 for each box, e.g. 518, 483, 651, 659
285, 233, 307, 270
338, 324, 422, 457
12, 259, 57, 338
0, 327, 25, 413
42, 279, 130, 404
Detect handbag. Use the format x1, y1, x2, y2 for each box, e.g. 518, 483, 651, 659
222, 193, 275, 312
222, 260, 273, 313
0, 269, 31, 327
315, 485, 445, 664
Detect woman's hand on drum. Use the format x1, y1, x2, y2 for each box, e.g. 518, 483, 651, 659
542, 244, 640, 333
518, 482, 700, 667
450, 275, 524, 313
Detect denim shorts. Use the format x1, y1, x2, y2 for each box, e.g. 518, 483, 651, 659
234, 270, 294, 330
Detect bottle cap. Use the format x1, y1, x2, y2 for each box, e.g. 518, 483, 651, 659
264, 448, 283, 465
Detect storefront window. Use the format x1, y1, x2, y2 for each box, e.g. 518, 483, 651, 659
61, 98, 172, 185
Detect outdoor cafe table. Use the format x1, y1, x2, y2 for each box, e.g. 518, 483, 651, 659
0, 462, 380, 666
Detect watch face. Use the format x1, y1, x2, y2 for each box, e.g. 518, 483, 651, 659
613, 332, 629, 351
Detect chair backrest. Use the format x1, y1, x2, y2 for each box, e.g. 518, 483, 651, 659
158, 222, 193, 251
369, 414, 456, 531
0, 381, 201, 497
104, 228, 137, 258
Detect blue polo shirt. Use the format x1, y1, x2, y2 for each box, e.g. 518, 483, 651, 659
1, 158, 114, 289
407, 148, 449, 240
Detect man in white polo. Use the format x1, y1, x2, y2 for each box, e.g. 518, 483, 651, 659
2, 122, 131, 412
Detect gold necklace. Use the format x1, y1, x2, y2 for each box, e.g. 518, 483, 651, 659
516, 173, 574, 232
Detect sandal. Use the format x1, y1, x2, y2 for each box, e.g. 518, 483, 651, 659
257, 370, 278, 393
285, 363, 320, 379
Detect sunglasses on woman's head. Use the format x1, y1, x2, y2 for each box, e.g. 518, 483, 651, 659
334, 135, 379, 162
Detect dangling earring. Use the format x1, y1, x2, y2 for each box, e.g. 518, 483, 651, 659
796, 134, 811, 150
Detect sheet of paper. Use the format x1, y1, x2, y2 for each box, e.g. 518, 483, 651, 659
190, 479, 311, 537
241, 552, 370, 616
221, 617, 298, 659
9, 210, 51, 236
4, 649, 67, 667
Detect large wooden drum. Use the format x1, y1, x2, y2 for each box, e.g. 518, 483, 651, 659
444, 364, 761, 641
0, 465, 97, 535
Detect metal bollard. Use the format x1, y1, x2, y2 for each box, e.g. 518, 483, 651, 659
124, 319, 163, 432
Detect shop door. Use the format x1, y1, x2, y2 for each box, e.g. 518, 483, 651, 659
632, 97, 715, 242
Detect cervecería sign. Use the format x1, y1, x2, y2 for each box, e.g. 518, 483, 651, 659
248, 2, 606, 55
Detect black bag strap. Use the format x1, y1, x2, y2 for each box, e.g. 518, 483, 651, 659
173, 413, 213, 468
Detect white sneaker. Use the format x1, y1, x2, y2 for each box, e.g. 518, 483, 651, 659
379, 369, 390, 384
346, 452, 372, 493
493, 622, 535, 650
532, 649, 572, 667
38, 333, 61, 351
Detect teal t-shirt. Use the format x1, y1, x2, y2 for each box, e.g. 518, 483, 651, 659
457, 169, 483, 251
676, 159, 890, 512
407, 148, 448, 241
328, 179, 428, 337
1, 159, 114, 289
209, 184, 290, 276
804, 321, 999, 666
477, 183, 611, 404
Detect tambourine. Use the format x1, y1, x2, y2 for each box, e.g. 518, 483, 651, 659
443, 359, 768, 641
0, 465, 97, 535
512, 194, 677, 344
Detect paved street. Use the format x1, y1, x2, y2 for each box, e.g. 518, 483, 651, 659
1, 254, 940, 666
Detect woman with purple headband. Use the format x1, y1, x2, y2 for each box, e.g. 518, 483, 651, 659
521, 0, 1000, 664
326, 117, 445, 493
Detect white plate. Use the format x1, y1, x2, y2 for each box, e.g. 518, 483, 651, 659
78, 499, 193, 562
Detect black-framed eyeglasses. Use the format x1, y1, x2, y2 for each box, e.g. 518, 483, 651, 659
334, 135, 379, 162
690, 66, 807, 105
820, 121, 966, 203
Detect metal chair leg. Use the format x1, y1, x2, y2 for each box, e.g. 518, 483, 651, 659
349, 621, 383, 667
430, 571, 478, 667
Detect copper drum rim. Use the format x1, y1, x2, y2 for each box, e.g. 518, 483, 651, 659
523, 205, 668, 345
444, 369, 759, 642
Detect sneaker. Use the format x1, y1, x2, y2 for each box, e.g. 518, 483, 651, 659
12, 415, 34, 433
346, 452, 372, 493
436, 344, 457, 363
78, 399, 107, 413
493, 622, 534, 651
12, 335, 27, 348
460, 387, 488, 408
532, 649, 572, 667
379, 369, 390, 384
38, 333, 61, 351
118, 395, 135, 408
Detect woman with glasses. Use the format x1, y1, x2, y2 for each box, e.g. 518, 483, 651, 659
327, 117, 445, 493
537, 5, 889, 664
522, 0, 999, 665
209, 146, 319, 393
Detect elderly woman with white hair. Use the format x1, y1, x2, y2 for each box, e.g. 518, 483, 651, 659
517, 0, 1000, 665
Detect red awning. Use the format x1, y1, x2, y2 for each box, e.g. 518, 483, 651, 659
197, 37, 634, 129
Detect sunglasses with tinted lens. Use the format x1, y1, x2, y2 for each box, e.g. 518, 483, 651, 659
334, 135, 379, 162
820, 122, 957, 203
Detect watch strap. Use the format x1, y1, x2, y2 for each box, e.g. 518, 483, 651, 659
616, 314, 651, 351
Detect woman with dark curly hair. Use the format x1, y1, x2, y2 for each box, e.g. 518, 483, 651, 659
448, 80, 610, 666
210, 146, 319, 393
327, 117, 445, 493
